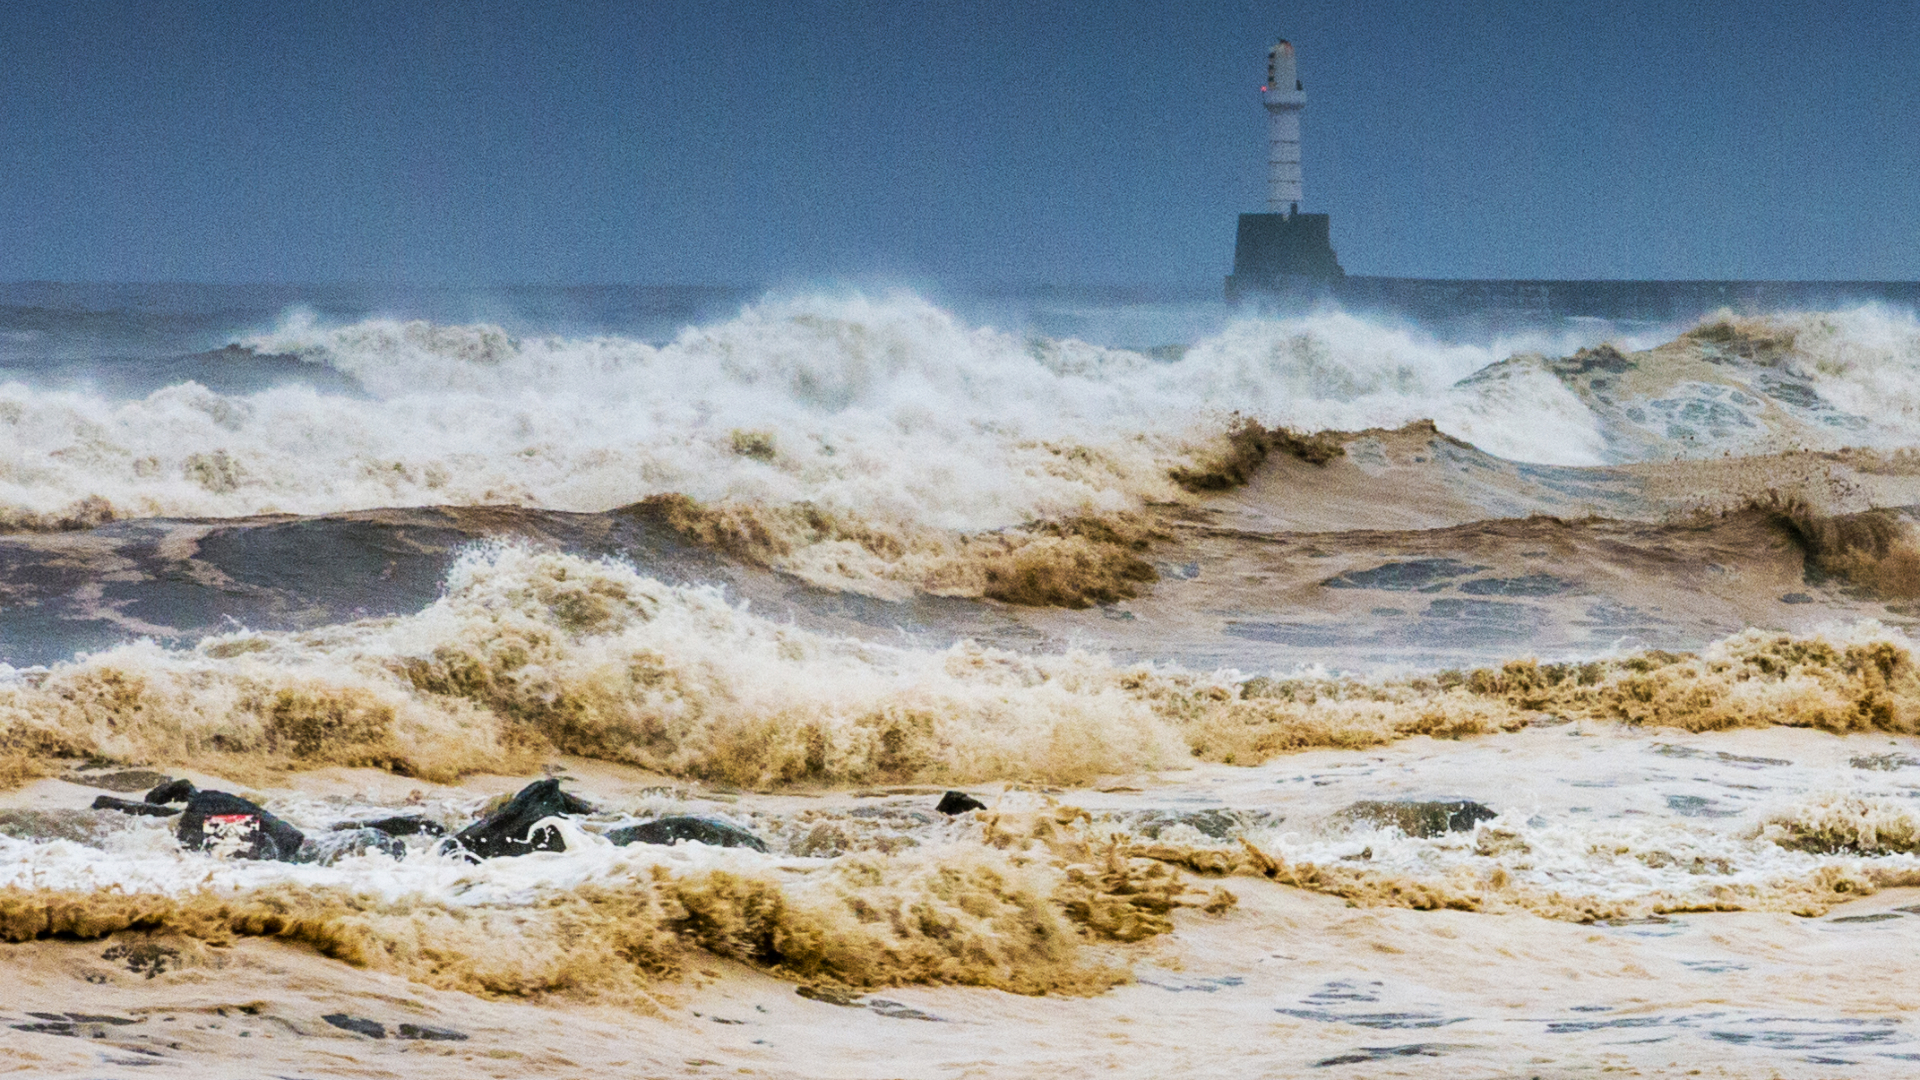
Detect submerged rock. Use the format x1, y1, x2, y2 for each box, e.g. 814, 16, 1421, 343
935, 791, 988, 815
1339, 799, 1497, 838
1122, 808, 1282, 840
607, 815, 768, 852
145, 778, 198, 805
447, 779, 591, 859
296, 827, 405, 865
397, 1022, 468, 1041
0, 808, 133, 846
65, 768, 174, 794
176, 791, 306, 861
334, 814, 445, 837
91, 795, 182, 818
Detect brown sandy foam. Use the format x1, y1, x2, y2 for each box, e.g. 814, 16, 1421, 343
1758, 492, 1920, 598
13, 422, 1920, 681
1164, 417, 1344, 492
6, 886, 1920, 1079
1130, 837, 1920, 922
0, 806, 1239, 1003
632, 492, 1164, 609
0, 793, 1911, 1023
0, 495, 117, 534
6, 544, 1920, 792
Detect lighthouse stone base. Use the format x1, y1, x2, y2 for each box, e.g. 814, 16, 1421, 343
1223, 211, 1345, 301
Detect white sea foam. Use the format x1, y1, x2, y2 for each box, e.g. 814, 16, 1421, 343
1, 293, 1915, 530
0, 811, 794, 906
0, 294, 1654, 528
1774, 304, 1920, 429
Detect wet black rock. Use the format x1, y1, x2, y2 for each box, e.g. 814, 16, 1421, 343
1339, 799, 1497, 838
446, 779, 591, 859
145, 779, 198, 805
296, 827, 405, 865
322, 1013, 386, 1038
607, 815, 768, 852
91, 795, 182, 818
935, 791, 987, 815
176, 791, 306, 861
335, 814, 446, 837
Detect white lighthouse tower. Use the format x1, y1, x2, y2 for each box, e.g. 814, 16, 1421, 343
1225, 36, 1342, 299
1263, 40, 1306, 213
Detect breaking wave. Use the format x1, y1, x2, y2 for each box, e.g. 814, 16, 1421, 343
6, 545, 1920, 791
2, 785, 1916, 1005
0, 293, 1698, 534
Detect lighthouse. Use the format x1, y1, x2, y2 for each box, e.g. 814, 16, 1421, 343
1264, 40, 1305, 212
1225, 37, 1343, 301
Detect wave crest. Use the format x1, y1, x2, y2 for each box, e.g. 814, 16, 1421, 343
2, 293, 1690, 534
6, 548, 1920, 793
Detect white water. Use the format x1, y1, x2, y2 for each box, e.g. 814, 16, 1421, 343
0, 293, 1699, 529
3, 293, 1916, 530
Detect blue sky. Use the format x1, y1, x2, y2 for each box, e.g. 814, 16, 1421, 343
4, 0, 1916, 284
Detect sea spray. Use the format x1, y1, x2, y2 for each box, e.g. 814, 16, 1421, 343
0, 294, 1698, 531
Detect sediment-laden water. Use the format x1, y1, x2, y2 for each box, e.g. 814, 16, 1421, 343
3, 287, 1919, 1078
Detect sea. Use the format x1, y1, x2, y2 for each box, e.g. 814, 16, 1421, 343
2, 281, 1919, 1078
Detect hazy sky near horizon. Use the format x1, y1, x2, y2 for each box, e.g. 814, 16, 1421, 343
5, 0, 1917, 285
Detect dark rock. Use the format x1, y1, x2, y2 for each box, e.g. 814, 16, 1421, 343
1339, 799, 1497, 838
446, 779, 590, 859
607, 815, 768, 852
296, 827, 405, 865
335, 814, 445, 837
175, 791, 306, 861
145, 779, 198, 805
397, 1022, 468, 1041
322, 1013, 386, 1039
91, 795, 181, 818
935, 791, 987, 815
